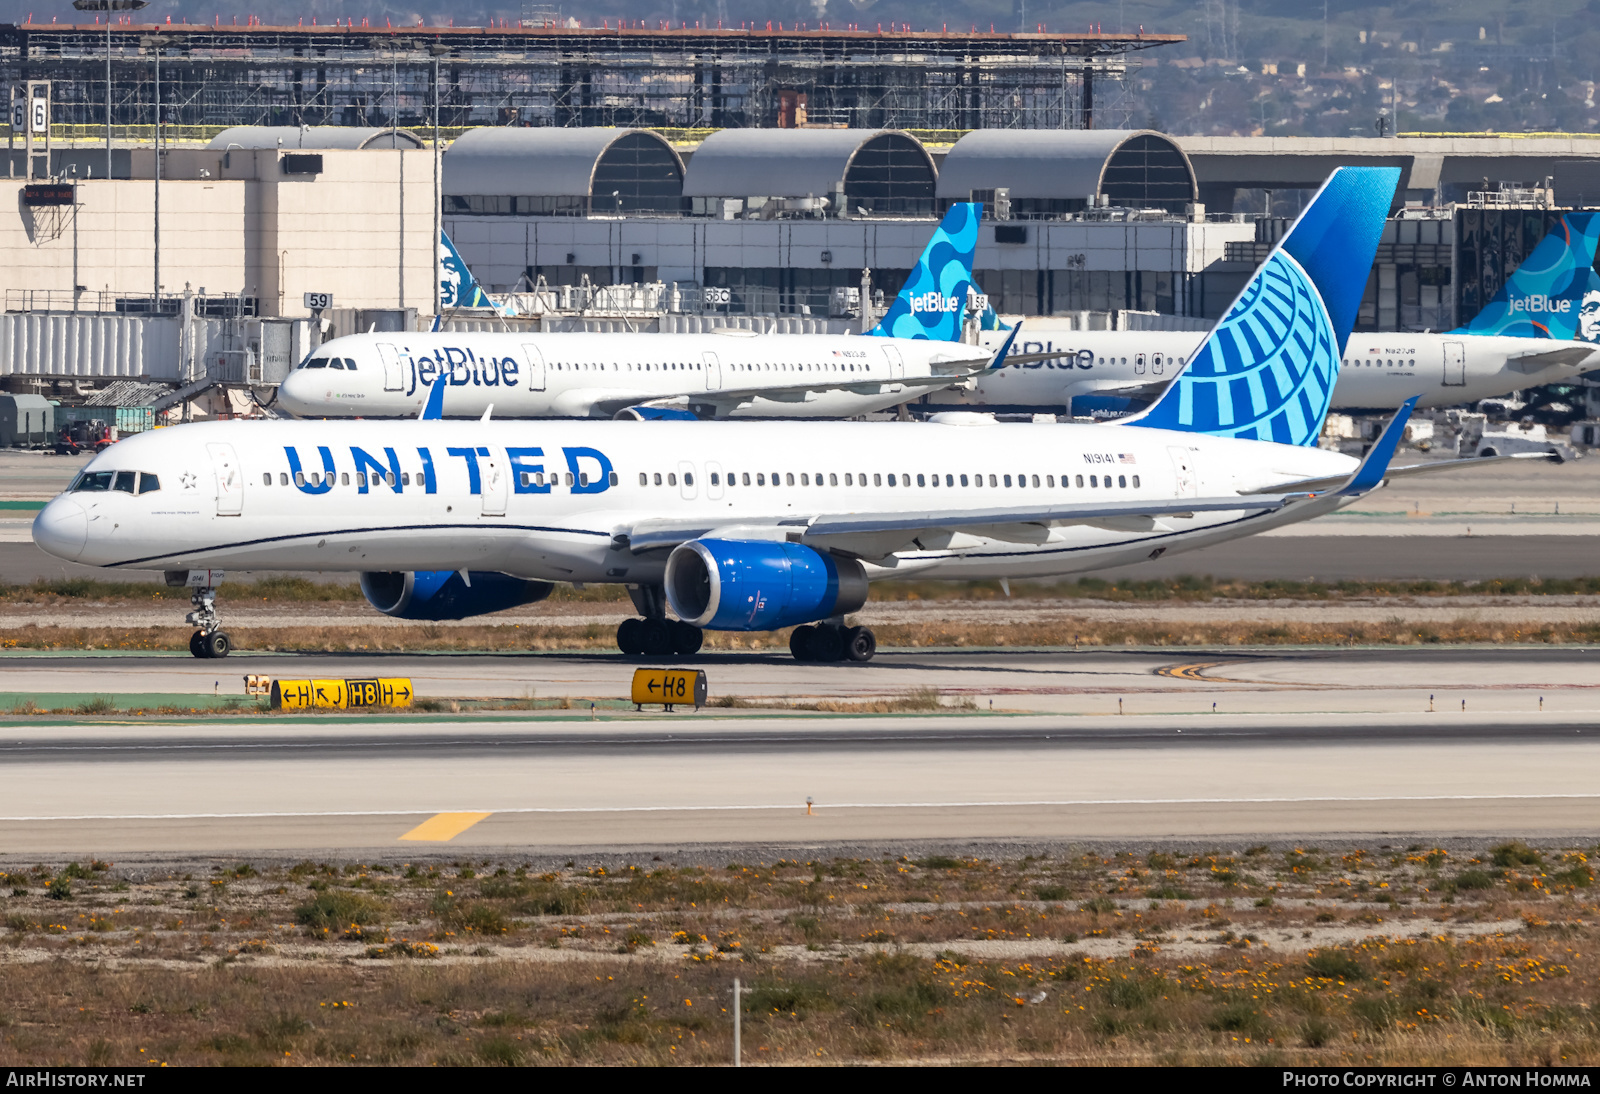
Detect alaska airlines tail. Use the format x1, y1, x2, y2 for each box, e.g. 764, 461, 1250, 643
1125, 166, 1400, 447
1449, 212, 1600, 339
438, 229, 496, 311
865, 203, 980, 341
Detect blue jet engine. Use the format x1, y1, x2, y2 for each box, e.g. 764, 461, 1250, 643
359, 570, 554, 620
663, 539, 869, 631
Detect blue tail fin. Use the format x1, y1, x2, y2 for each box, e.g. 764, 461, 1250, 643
866, 203, 980, 341
1125, 166, 1400, 447
438, 228, 494, 310
1450, 212, 1600, 339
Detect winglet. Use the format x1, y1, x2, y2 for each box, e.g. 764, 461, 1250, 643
987, 321, 1022, 371
1337, 396, 1420, 496
417, 377, 446, 421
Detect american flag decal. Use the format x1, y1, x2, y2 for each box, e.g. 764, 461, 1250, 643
1118, 453, 1137, 464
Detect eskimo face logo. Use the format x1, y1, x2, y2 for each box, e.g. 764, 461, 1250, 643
1510, 294, 1572, 314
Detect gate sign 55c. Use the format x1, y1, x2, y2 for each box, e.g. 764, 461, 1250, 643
631, 668, 707, 711
271, 677, 414, 710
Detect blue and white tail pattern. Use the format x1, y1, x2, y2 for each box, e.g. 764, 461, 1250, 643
866, 203, 980, 342
1450, 212, 1600, 340
1125, 166, 1400, 447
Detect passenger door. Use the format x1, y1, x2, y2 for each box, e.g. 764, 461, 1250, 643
703, 351, 722, 390
520, 343, 548, 392
678, 461, 699, 500
880, 344, 905, 380
207, 442, 243, 516
376, 343, 405, 391
481, 450, 508, 517
1443, 341, 1466, 386
1167, 446, 1197, 498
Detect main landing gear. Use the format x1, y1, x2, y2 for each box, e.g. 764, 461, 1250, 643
790, 623, 876, 663
615, 583, 703, 658
185, 583, 231, 659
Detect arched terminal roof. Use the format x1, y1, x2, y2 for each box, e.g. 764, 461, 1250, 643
442, 128, 684, 213
682, 128, 936, 211
937, 129, 1196, 212
206, 126, 423, 150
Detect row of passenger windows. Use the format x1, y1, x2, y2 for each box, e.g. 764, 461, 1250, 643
300, 357, 359, 370
261, 470, 624, 489
640, 470, 1141, 489
264, 470, 405, 487
549, 360, 874, 374
1344, 358, 1416, 368
71, 470, 160, 494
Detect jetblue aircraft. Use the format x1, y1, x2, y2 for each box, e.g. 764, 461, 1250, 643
279, 208, 1008, 420
34, 167, 1534, 662
936, 212, 1600, 417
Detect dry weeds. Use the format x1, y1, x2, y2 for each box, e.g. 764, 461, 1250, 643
2, 842, 1600, 1064
0, 615, 1596, 655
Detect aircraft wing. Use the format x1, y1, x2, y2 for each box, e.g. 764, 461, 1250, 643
656, 371, 984, 413
623, 405, 1419, 559
1241, 449, 1560, 496
1506, 345, 1600, 374
623, 494, 1307, 559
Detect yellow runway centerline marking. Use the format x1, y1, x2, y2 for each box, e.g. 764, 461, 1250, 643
399, 812, 493, 842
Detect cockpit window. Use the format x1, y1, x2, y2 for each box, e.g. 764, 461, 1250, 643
343, 358, 357, 371
328, 359, 345, 370
303, 358, 328, 369
70, 470, 161, 494
71, 471, 115, 492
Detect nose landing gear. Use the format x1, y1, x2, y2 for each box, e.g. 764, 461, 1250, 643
169, 571, 232, 659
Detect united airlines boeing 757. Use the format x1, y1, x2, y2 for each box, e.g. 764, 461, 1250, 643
35, 167, 1543, 662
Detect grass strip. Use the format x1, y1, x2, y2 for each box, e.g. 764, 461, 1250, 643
1, 617, 1598, 653
7, 574, 1600, 607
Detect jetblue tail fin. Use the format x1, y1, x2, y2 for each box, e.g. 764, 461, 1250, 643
1450, 212, 1600, 339
1125, 166, 1400, 447
866, 203, 980, 341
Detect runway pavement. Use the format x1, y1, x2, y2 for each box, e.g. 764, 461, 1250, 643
1, 646, 1598, 855
0, 711, 1596, 854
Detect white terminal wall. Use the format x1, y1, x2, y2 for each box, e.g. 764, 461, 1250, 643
0, 147, 435, 318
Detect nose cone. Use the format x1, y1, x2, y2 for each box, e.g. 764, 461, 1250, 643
33, 497, 87, 561
277, 370, 324, 417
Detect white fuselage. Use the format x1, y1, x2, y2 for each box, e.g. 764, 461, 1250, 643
34, 418, 1358, 589
939, 331, 1599, 413
277, 330, 986, 419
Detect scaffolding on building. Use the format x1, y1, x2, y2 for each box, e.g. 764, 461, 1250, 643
0, 22, 1182, 134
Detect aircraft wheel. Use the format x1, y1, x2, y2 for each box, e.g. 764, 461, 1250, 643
808, 625, 844, 664
669, 620, 703, 657
189, 630, 206, 659
843, 626, 877, 663
201, 631, 231, 659
640, 618, 674, 658
789, 625, 816, 662
616, 618, 645, 656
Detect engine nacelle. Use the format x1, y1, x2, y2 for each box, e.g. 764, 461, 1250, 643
359, 570, 554, 621
614, 405, 700, 421
664, 539, 868, 631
